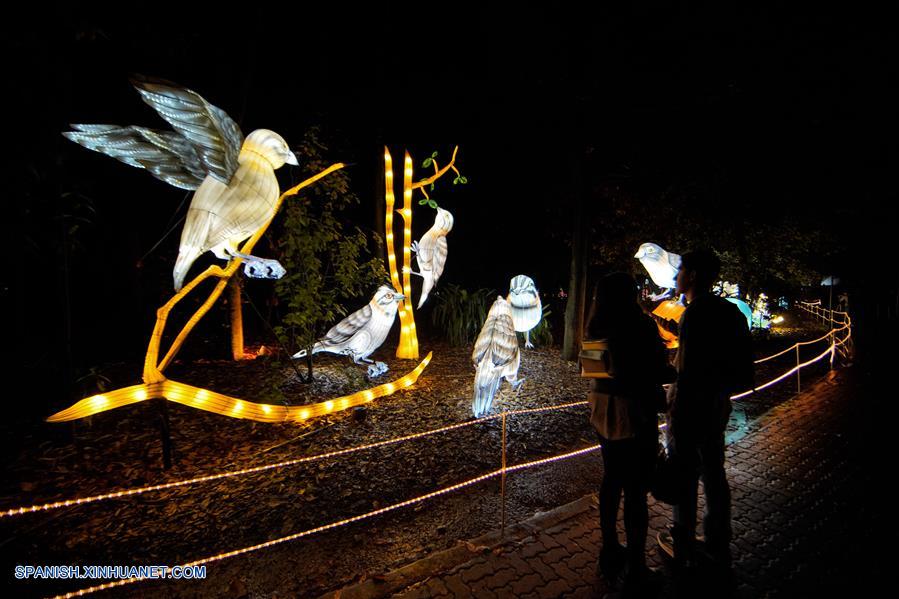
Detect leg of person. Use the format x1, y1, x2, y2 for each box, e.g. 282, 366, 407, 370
599, 441, 628, 579
670, 433, 701, 565
698, 433, 732, 565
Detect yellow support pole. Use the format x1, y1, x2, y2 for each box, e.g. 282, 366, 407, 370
229, 276, 246, 361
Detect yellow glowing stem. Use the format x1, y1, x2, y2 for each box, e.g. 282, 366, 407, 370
229, 277, 246, 360
47, 353, 432, 424
49, 442, 601, 599
411, 145, 459, 189
143, 163, 345, 383
384, 148, 403, 294
395, 151, 418, 359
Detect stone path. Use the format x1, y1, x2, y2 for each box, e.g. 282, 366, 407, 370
326, 367, 885, 598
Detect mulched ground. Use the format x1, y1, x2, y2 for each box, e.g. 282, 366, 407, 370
0, 309, 833, 598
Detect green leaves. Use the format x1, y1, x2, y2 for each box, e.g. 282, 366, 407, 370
418, 198, 429, 205
421, 151, 439, 169
428, 200, 438, 209
431, 285, 496, 346
452, 176, 468, 185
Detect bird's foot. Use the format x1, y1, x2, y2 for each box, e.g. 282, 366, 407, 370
229, 251, 286, 280
524, 340, 535, 349
512, 377, 526, 393
367, 361, 389, 378
410, 240, 420, 254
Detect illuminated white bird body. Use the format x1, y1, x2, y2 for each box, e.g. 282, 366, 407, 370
471, 297, 523, 418
62, 77, 297, 291
507, 274, 542, 348
634, 242, 682, 300
412, 207, 453, 308
293, 286, 404, 377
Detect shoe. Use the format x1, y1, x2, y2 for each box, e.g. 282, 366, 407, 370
598, 543, 628, 581
657, 529, 700, 571
656, 530, 675, 559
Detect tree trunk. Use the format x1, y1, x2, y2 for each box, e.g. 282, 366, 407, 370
562, 162, 587, 361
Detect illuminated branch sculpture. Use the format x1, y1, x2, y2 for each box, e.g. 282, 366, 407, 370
49, 83, 433, 423
383, 146, 461, 359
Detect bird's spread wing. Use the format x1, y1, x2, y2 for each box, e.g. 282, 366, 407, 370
320, 304, 373, 348
472, 314, 517, 367
63, 124, 207, 190
131, 76, 244, 184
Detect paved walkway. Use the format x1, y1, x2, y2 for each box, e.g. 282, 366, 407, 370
326, 367, 884, 598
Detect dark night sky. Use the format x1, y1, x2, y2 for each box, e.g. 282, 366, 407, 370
4, 2, 896, 401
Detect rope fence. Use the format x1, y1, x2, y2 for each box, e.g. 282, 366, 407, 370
7, 301, 850, 597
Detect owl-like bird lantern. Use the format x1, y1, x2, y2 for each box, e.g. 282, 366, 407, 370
63, 77, 297, 291
507, 275, 542, 348
412, 207, 454, 308
471, 296, 525, 418
293, 286, 405, 378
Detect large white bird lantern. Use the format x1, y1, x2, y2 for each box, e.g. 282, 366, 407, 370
471, 296, 524, 418
63, 77, 298, 291
292, 286, 405, 378
634, 242, 682, 300
412, 207, 453, 308
507, 275, 542, 348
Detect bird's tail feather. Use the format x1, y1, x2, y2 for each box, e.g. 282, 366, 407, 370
472, 365, 502, 418
173, 247, 202, 292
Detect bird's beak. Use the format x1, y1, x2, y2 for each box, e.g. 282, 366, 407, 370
396, 293, 406, 300
285, 151, 299, 166
634, 249, 645, 259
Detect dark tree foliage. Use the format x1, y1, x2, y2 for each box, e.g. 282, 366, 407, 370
268, 128, 387, 384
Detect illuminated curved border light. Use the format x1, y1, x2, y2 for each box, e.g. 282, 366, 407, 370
47, 353, 432, 423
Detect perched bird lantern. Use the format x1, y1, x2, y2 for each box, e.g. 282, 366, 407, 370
63, 77, 298, 291
293, 286, 405, 378
412, 207, 454, 308
634, 242, 681, 300
506, 274, 542, 348
471, 297, 524, 418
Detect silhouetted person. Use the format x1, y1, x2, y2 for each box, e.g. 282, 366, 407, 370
658, 250, 753, 577
587, 273, 674, 592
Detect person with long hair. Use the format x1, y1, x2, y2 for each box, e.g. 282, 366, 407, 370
586, 272, 674, 592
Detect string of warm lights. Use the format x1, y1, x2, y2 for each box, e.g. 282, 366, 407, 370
731, 344, 836, 400
49, 443, 602, 599
9, 396, 592, 519
46, 354, 432, 423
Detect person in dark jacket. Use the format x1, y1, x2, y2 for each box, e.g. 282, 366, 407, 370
658, 250, 754, 573
587, 273, 674, 589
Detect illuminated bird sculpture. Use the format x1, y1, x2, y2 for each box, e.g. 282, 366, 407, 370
62, 77, 298, 291
634, 242, 682, 300
292, 286, 405, 378
471, 297, 524, 418
411, 207, 454, 308
507, 274, 542, 348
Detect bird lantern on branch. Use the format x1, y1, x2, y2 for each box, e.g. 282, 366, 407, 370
48, 80, 432, 425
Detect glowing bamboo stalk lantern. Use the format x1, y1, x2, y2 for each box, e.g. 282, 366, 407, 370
397, 151, 419, 358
